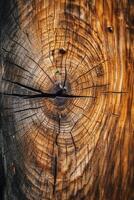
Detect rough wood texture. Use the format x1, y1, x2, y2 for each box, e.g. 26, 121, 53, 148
0, 0, 134, 199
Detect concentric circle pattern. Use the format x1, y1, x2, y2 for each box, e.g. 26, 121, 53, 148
0, 0, 133, 200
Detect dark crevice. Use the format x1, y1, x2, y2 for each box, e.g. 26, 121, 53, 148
1, 48, 55, 86
53, 155, 57, 195
17, 113, 37, 122
103, 91, 128, 94
71, 83, 110, 92
9, 36, 29, 53
63, 64, 67, 88
5, 60, 31, 73
55, 115, 61, 145
2, 78, 45, 94
69, 121, 78, 152
12, 106, 44, 113
0, 92, 96, 99
26, 55, 55, 85
71, 60, 107, 84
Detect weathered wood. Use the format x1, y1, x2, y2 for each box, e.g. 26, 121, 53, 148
0, 0, 134, 199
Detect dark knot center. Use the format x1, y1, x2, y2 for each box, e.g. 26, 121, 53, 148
54, 84, 68, 106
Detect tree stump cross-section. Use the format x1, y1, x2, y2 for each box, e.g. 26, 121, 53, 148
0, 0, 134, 200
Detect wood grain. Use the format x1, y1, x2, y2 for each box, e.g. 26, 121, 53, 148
0, 0, 134, 199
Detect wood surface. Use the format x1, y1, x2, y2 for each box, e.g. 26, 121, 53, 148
0, 0, 134, 199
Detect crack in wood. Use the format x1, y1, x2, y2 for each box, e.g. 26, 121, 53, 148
53, 155, 57, 195
0, 92, 96, 99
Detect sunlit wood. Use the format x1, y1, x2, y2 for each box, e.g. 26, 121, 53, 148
0, 0, 134, 199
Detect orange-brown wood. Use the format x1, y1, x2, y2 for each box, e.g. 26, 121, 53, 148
0, 0, 134, 199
